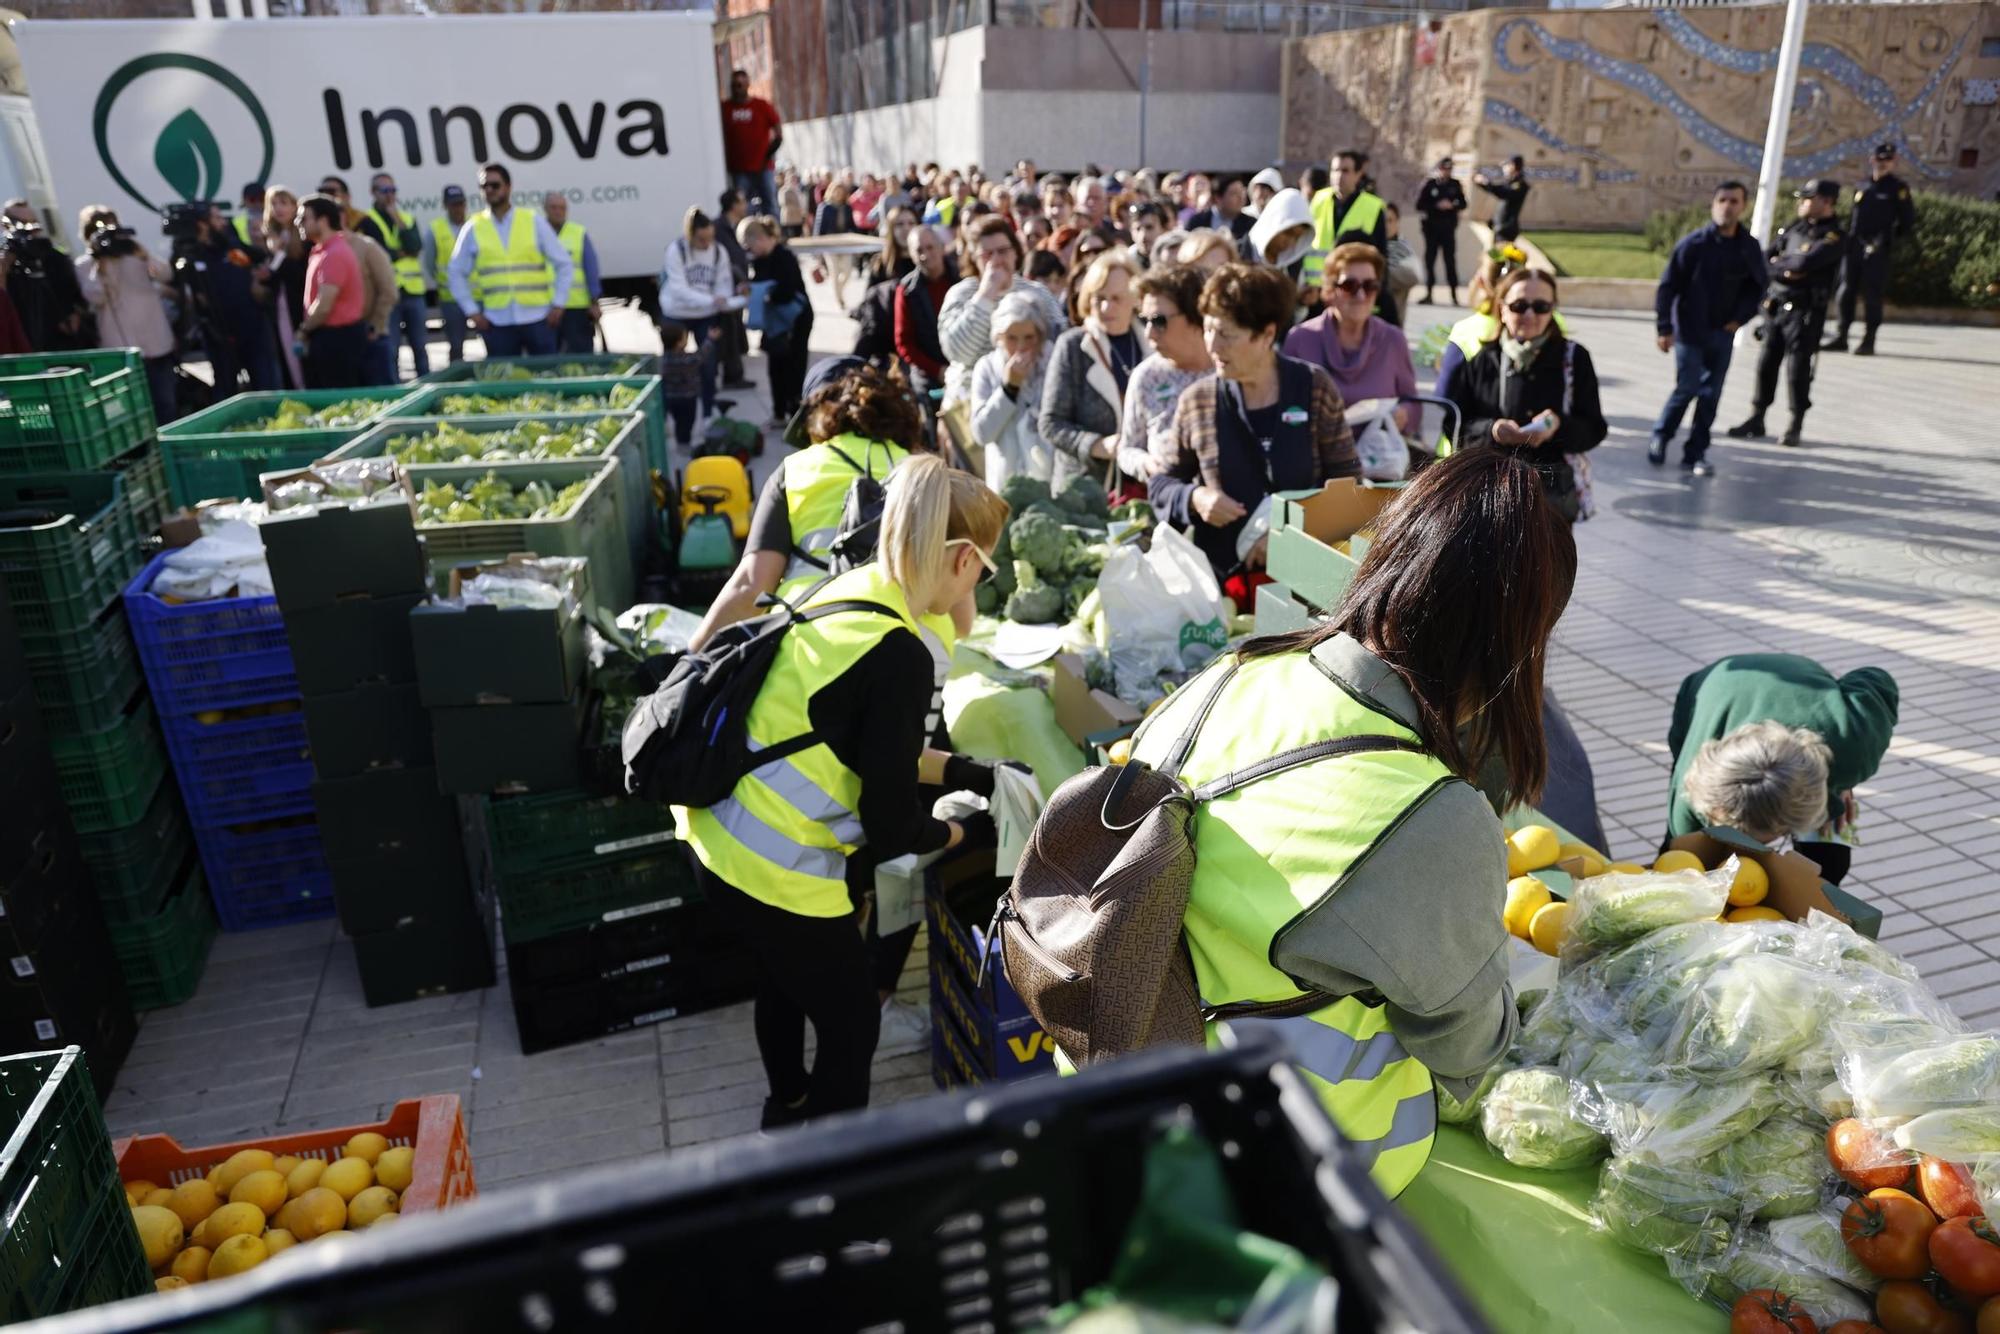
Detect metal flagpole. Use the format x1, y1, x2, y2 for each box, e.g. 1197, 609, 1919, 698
1749, 0, 1810, 248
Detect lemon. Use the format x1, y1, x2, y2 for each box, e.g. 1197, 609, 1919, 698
1608, 862, 1647, 875
284, 1158, 327, 1200
1727, 905, 1786, 924
194, 710, 225, 725
346, 1185, 398, 1229
263, 1228, 298, 1256
374, 1146, 414, 1194
288, 1187, 346, 1241
1107, 738, 1133, 766
1726, 857, 1770, 908
211, 1149, 276, 1197
271, 1155, 301, 1176
1557, 842, 1609, 879
131, 1205, 184, 1269
1506, 825, 1561, 878
230, 1170, 288, 1219
156, 1276, 190, 1292
1503, 876, 1552, 939
207, 1233, 268, 1280
170, 1247, 212, 1285
1653, 850, 1706, 875
1529, 900, 1572, 956
124, 1178, 157, 1207
142, 1187, 174, 1208
199, 1202, 264, 1248
165, 1178, 221, 1231
343, 1133, 390, 1166
320, 1156, 373, 1202
364, 1212, 399, 1229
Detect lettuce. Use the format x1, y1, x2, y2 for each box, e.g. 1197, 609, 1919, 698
1891, 1105, 2000, 1162
1599, 1079, 1783, 1163
1700, 1114, 1829, 1219
1841, 1034, 2000, 1119
1562, 867, 1730, 961
1591, 1156, 1736, 1258
1765, 1208, 1882, 1292
1480, 1067, 1606, 1170
1663, 955, 1829, 1077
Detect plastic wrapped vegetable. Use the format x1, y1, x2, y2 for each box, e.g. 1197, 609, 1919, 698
1591, 1156, 1736, 1259
1674, 1226, 1874, 1328
1437, 1064, 1505, 1126
1586, 1078, 1782, 1164
1567, 1039, 1658, 1092
1891, 1105, 2000, 1162
1511, 990, 1576, 1067
1839, 1033, 2000, 1119
1560, 864, 1732, 962
1661, 954, 1830, 1077
1479, 1067, 1606, 1170
1700, 1114, 1830, 1220
1765, 1207, 1883, 1293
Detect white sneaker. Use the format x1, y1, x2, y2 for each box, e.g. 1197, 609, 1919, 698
877, 998, 931, 1054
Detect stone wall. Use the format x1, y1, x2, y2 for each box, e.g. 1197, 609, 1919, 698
1282, 3, 2000, 230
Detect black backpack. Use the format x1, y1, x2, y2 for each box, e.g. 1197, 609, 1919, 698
621, 593, 896, 809
793, 440, 890, 579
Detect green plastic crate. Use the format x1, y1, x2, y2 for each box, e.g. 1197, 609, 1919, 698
0, 1047, 151, 1323
158, 386, 416, 504
327, 411, 651, 567
387, 375, 667, 476
496, 844, 702, 944
483, 789, 677, 879
50, 690, 167, 833
404, 456, 633, 614
0, 471, 144, 637
0, 350, 153, 472
22, 599, 142, 733
105, 440, 167, 537
77, 777, 190, 924
107, 858, 214, 1010
416, 353, 660, 385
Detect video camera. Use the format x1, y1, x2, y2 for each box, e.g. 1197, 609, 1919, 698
85, 219, 140, 261
0, 215, 61, 279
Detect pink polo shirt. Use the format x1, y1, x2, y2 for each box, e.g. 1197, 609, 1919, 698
305, 232, 365, 328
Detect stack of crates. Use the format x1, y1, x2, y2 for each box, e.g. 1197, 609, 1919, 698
925, 853, 1056, 1090
0, 587, 136, 1091
124, 550, 330, 944
260, 498, 494, 1006
475, 792, 754, 1053
0, 350, 211, 1012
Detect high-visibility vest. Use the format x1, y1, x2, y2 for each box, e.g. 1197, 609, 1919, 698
557, 221, 591, 310
676, 563, 957, 918
1304, 188, 1386, 288
231, 214, 254, 246
470, 208, 554, 312
775, 433, 912, 596
1129, 641, 1456, 1197
431, 216, 464, 303
366, 207, 425, 296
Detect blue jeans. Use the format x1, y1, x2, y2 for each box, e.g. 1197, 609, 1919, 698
366, 332, 397, 386
680, 315, 721, 414
480, 318, 558, 358
1652, 329, 1735, 464
733, 169, 778, 215
556, 308, 596, 355
438, 300, 467, 364
388, 293, 431, 377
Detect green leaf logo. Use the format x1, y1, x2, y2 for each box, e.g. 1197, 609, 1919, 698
154, 107, 222, 202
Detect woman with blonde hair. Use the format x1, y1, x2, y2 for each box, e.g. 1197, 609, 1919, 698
676, 454, 1012, 1128
1176, 228, 1238, 276
260, 187, 310, 388
737, 213, 813, 421
1039, 247, 1150, 493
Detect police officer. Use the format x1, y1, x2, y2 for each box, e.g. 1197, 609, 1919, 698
1727, 180, 1845, 451
1823, 143, 1916, 357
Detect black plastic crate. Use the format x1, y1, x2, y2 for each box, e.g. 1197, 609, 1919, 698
301, 682, 432, 780
283, 592, 422, 698
0, 810, 89, 958
311, 767, 460, 864
501, 891, 738, 991
0, 892, 135, 1098
327, 839, 474, 938
508, 945, 754, 1054
349, 877, 495, 1008
494, 842, 703, 946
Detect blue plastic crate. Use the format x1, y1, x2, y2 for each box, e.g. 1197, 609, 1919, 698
161, 711, 314, 827
123, 552, 297, 718
190, 816, 335, 931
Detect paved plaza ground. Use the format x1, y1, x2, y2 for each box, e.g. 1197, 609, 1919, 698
100, 290, 2000, 1193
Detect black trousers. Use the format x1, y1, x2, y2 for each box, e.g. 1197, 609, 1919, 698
304, 323, 370, 389
698, 863, 879, 1119
763, 308, 815, 420
1751, 302, 1824, 421
720, 311, 749, 383
1835, 242, 1891, 337
1422, 227, 1460, 294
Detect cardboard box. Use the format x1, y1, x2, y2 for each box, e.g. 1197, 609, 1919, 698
284, 593, 423, 697
1050, 652, 1142, 750
1253, 581, 1321, 636
1669, 826, 1883, 939
302, 683, 432, 780
1266, 526, 1359, 613
409, 558, 589, 707
258, 500, 427, 613
1272, 478, 1399, 546
924, 862, 1057, 1081
430, 694, 588, 795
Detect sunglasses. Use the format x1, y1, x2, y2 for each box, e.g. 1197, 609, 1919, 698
1137, 313, 1174, 333
1332, 277, 1380, 297
948, 538, 999, 583
1507, 299, 1555, 316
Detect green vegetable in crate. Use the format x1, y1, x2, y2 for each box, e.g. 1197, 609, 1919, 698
223, 397, 383, 432
435, 385, 641, 417
1479, 1067, 1605, 1170
1591, 1157, 1735, 1258
1004, 560, 1063, 625
1700, 1114, 1829, 1219
385, 416, 623, 465
413, 471, 589, 524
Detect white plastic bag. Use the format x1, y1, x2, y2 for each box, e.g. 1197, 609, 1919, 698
1095, 525, 1230, 694
1344, 397, 1408, 482
990, 764, 1045, 878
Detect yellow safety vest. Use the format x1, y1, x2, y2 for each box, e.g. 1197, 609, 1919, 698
431, 217, 464, 303
676, 563, 956, 918
366, 207, 425, 296
1304, 188, 1386, 288
557, 221, 591, 310
775, 433, 912, 596
470, 208, 553, 312
231, 214, 254, 246
1130, 643, 1455, 1197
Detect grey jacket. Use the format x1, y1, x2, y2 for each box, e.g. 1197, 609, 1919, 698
1036, 323, 1124, 493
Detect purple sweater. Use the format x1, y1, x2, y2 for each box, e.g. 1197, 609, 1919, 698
1281, 313, 1417, 409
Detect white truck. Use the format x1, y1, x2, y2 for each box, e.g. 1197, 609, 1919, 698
7, 10, 726, 300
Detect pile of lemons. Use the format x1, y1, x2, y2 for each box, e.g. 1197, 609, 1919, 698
124, 1132, 413, 1292
1501, 824, 1780, 958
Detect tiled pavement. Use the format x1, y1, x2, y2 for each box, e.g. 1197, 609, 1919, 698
101, 294, 2000, 1191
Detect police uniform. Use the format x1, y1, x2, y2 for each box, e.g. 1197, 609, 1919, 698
1727, 179, 1845, 450
1825, 144, 1917, 355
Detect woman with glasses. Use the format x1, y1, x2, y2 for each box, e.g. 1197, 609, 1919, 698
1151, 263, 1359, 586
1441, 267, 1605, 523
1123, 264, 1214, 474
676, 454, 1011, 1129
1282, 243, 1419, 436
1040, 248, 1149, 496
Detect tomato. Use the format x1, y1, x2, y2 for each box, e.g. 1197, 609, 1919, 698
1876, 1281, 1972, 1334
1920, 1158, 1987, 1221
1933, 1218, 2000, 1300
1832, 1119, 1917, 1192
1847, 1189, 1943, 1280
1735, 1289, 1820, 1334
1825, 1324, 1890, 1334
1976, 1296, 2000, 1334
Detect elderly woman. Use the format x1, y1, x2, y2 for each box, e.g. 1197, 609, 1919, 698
1441, 267, 1606, 523
969, 288, 1058, 489
1125, 264, 1214, 471
1151, 264, 1359, 583
938, 216, 1065, 412
1283, 242, 1419, 434
1176, 229, 1237, 277
1039, 248, 1148, 494
1665, 655, 1899, 886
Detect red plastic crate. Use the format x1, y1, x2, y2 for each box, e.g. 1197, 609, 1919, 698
112, 1094, 475, 1213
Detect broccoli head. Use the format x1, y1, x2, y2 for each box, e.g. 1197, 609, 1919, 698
1062, 579, 1089, 621
1005, 581, 1064, 624
992, 556, 1018, 597
1057, 474, 1111, 520
1062, 542, 1107, 581
1006, 511, 1070, 575
1001, 475, 1052, 515
974, 581, 1002, 617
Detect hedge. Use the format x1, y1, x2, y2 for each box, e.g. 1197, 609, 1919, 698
1644, 188, 2000, 310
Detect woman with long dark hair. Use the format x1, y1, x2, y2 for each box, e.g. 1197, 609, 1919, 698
1121, 448, 1577, 1198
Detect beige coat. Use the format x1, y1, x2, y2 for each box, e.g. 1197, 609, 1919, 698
75, 252, 175, 358
350, 231, 398, 336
